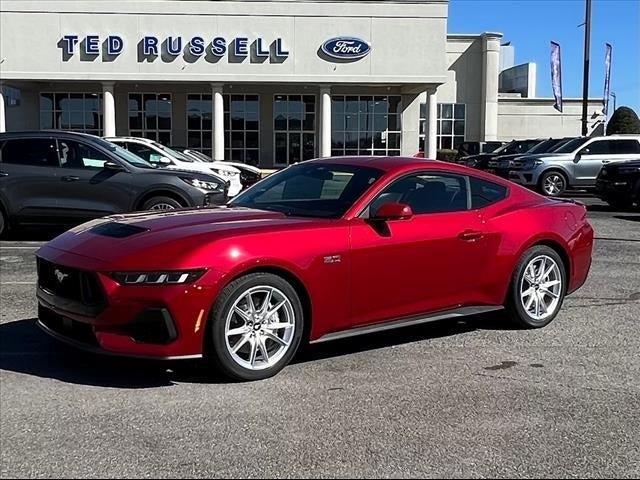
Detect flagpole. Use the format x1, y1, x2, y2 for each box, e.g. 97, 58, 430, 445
581, 0, 592, 136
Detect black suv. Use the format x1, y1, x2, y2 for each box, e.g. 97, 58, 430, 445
459, 139, 543, 171
0, 131, 228, 236
595, 159, 640, 209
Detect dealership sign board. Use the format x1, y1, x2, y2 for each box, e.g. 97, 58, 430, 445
321, 37, 371, 60
58, 35, 290, 62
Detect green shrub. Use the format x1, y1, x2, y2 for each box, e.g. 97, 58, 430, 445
606, 106, 640, 135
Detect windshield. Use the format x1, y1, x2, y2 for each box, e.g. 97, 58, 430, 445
230, 163, 383, 218
101, 141, 155, 169
527, 138, 564, 154
492, 141, 516, 154
553, 137, 589, 153
155, 143, 194, 162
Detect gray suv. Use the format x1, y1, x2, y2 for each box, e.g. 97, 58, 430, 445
0, 131, 228, 236
509, 135, 640, 196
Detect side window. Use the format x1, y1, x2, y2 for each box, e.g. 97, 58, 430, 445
126, 143, 155, 163
470, 177, 508, 208
581, 140, 611, 155
58, 140, 110, 169
370, 172, 469, 216
610, 140, 640, 154
1, 138, 59, 167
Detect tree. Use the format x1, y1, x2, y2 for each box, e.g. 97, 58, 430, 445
606, 106, 640, 135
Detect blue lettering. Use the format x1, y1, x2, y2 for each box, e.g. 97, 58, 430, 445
166, 36, 182, 56
85, 35, 100, 55
211, 37, 226, 56
190, 36, 205, 56
234, 37, 248, 56
60, 35, 79, 55
143, 36, 159, 56
255, 38, 269, 57
275, 38, 289, 57
107, 35, 124, 55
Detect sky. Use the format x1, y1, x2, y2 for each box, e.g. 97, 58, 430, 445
448, 0, 640, 115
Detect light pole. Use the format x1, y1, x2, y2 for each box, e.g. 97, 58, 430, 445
581, 0, 592, 136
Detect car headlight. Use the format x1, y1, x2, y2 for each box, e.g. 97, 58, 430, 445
112, 270, 206, 285
522, 160, 544, 170
214, 169, 236, 178
181, 177, 222, 191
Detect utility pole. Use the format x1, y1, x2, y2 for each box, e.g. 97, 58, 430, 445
581, 0, 592, 136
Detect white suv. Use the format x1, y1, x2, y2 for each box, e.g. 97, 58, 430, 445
106, 137, 243, 197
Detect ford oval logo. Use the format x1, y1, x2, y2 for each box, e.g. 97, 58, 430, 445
321, 37, 371, 60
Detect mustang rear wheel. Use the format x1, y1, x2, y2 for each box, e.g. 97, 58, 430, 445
506, 245, 567, 328
207, 273, 304, 381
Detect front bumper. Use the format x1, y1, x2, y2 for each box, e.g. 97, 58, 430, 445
35, 246, 225, 359
509, 169, 539, 186
594, 178, 635, 198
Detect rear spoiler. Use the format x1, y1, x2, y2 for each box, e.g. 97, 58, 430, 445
552, 197, 587, 208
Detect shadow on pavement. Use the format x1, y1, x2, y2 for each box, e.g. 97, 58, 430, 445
0, 312, 512, 388
2, 226, 69, 242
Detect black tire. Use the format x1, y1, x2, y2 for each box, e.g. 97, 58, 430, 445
604, 196, 633, 210
538, 170, 568, 197
0, 209, 6, 238
206, 272, 305, 381
141, 196, 183, 211
505, 245, 567, 328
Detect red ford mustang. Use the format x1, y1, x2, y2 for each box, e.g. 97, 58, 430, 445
36, 157, 593, 381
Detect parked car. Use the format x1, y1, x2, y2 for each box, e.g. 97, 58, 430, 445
106, 137, 243, 197
35, 156, 593, 381
179, 148, 263, 189
595, 159, 640, 209
509, 135, 640, 196
486, 137, 575, 179
455, 141, 505, 161
459, 139, 543, 171
0, 131, 228, 236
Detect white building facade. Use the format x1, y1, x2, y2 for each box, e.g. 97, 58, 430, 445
0, 0, 605, 167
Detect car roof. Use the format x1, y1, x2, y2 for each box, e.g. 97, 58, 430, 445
304, 156, 492, 177
0, 130, 101, 140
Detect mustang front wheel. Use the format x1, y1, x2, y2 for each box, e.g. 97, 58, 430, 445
207, 273, 304, 381
506, 245, 567, 328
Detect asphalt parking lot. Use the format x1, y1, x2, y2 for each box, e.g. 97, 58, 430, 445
1, 196, 639, 478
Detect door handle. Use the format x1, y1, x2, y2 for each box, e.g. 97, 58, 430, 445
61, 175, 80, 182
602, 160, 610, 164
458, 230, 484, 241
0, 172, 8, 177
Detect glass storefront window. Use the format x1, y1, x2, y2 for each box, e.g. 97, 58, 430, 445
331, 95, 401, 157
419, 102, 466, 151
273, 94, 316, 166
186, 93, 260, 164
128, 93, 172, 144
40, 92, 102, 135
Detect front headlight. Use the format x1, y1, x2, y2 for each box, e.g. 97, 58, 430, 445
112, 270, 206, 285
181, 177, 222, 191
214, 169, 236, 178
522, 160, 544, 170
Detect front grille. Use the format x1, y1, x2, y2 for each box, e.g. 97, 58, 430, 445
37, 258, 105, 308
38, 305, 99, 347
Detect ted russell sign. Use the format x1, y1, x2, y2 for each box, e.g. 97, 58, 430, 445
58, 35, 290, 62
321, 37, 371, 60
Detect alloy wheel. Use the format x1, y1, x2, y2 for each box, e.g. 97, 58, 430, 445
150, 203, 176, 211
520, 255, 563, 321
224, 286, 296, 371
543, 174, 565, 196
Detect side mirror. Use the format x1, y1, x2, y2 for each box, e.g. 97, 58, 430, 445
159, 156, 172, 166
104, 161, 123, 171
372, 202, 413, 221
574, 151, 583, 163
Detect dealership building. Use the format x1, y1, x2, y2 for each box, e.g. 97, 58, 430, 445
0, 0, 605, 168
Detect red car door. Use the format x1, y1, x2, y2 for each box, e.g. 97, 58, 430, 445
348, 172, 490, 327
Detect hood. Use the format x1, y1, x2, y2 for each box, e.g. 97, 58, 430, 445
41, 207, 329, 268
209, 162, 241, 174
148, 167, 226, 183
223, 162, 262, 175
518, 153, 572, 162
165, 163, 217, 175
